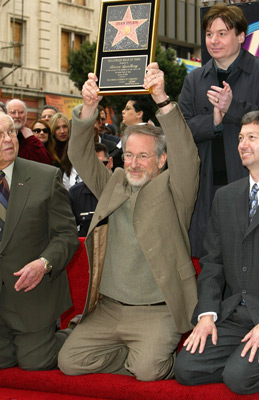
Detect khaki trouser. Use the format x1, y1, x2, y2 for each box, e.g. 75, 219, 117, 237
58, 296, 181, 381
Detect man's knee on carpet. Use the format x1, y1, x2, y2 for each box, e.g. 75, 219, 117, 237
174, 348, 196, 385
58, 342, 127, 376
222, 346, 259, 395
126, 352, 174, 381
18, 350, 58, 371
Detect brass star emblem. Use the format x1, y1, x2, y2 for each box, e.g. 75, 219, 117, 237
109, 6, 148, 47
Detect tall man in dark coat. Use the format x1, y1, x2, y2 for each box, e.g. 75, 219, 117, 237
0, 112, 79, 370
175, 111, 259, 394
179, 3, 259, 258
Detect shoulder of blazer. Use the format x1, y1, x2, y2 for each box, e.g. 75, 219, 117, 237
215, 176, 249, 200
14, 157, 61, 179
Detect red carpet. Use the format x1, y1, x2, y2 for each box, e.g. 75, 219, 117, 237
1, 367, 259, 400
0, 388, 109, 400
2, 242, 259, 399
0, 388, 108, 400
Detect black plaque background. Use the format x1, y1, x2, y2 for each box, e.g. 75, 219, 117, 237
94, 0, 158, 95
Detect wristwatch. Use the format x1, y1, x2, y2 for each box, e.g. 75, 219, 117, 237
40, 257, 52, 274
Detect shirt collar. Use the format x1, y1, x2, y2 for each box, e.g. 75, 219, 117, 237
213, 50, 242, 74
2, 162, 14, 189
249, 175, 259, 193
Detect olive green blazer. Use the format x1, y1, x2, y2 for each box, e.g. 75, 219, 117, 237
0, 158, 79, 332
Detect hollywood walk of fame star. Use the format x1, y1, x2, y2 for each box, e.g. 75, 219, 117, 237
109, 6, 148, 47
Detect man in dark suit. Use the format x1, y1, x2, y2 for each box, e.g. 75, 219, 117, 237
69, 143, 113, 236
0, 112, 79, 370
174, 111, 259, 394
96, 105, 120, 144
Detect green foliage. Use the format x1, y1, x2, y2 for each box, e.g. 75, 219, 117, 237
155, 42, 187, 101
68, 41, 96, 90
67, 40, 187, 122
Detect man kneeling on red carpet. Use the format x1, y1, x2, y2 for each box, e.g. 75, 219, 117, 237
58, 63, 199, 381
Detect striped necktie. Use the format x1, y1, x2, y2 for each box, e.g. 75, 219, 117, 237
249, 183, 259, 224
0, 170, 9, 240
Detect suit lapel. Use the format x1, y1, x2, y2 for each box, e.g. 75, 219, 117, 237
245, 204, 259, 239
89, 180, 130, 232
235, 178, 249, 238
0, 159, 31, 250
106, 181, 130, 216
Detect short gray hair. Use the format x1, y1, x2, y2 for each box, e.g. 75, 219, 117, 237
241, 111, 259, 126
121, 124, 166, 160
6, 98, 27, 114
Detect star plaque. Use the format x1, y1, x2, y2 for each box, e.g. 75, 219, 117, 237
94, 0, 160, 95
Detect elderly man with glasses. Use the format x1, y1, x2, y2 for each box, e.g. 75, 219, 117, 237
6, 99, 52, 164
0, 112, 79, 370
58, 62, 200, 381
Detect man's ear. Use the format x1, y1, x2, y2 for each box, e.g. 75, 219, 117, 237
137, 110, 144, 122
238, 31, 245, 45
108, 156, 113, 170
158, 153, 167, 169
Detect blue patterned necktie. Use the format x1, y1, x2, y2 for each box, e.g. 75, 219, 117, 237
0, 170, 10, 241
249, 183, 259, 224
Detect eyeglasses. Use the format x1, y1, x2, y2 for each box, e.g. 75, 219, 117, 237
8, 110, 25, 116
0, 128, 18, 140
121, 152, 156, 163
102, 160, 109, 166
32, 128, 49, 134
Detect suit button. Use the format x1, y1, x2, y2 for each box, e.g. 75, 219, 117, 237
242, 290, 247, 295
227, 308, 232, 313
98, 216, 102, 221
242, 266, 247, 272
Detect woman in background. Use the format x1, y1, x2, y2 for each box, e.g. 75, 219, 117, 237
49, 112, 81, 189
31, 119, 60, 166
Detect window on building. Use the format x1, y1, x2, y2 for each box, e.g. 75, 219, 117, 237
64, 0, 86, 4
74, 0, 86, 5
61, 31, 87, 72
10, 19, 23, 65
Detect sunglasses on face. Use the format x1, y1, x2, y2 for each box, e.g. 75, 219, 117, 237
32, 128, 49, 134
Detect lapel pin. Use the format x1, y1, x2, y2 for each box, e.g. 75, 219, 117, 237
18, 183, 24, 186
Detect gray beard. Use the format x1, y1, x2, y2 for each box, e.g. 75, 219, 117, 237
125, 167, 160, 187
14, 121, 24, 130
126, 171, 149, 187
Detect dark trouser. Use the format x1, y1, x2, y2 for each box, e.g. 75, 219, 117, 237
174, 305, 259, 394
0, 320, 69, 370
0, 287, 70, 370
